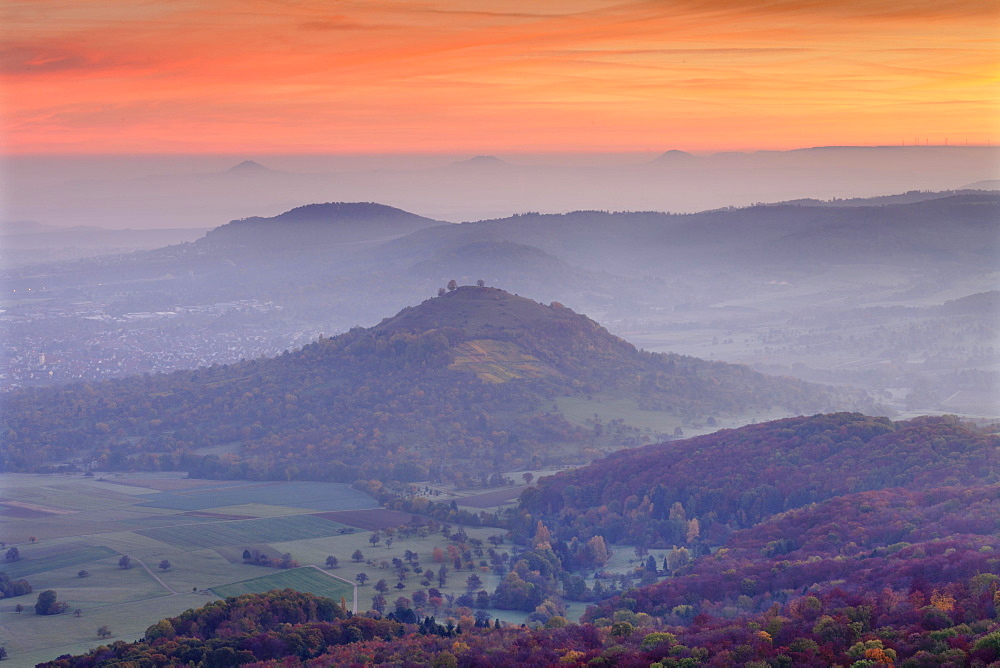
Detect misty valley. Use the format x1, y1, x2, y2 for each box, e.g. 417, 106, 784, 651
1, 166, 998, 665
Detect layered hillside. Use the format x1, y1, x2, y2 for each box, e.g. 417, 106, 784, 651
0, 288, 849, 482
584, 482, 1000, 621
201, 201, 444, 251
17, 426, 995, 668
518, 413, 1000, 544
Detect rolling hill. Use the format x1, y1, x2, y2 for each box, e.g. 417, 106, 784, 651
0, 287, 857, 482
201, 201, 444, 251
517, 412, 999, 545
4, 192, 996, 419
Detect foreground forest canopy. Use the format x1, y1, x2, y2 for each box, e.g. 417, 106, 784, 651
40, 413, 1000, 666
0, 287, 855, 483
516, 412, 1000, 546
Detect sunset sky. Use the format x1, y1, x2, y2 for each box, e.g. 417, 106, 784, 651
3, 0, 998, 154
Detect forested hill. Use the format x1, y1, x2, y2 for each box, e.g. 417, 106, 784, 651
200, 201, 445, 250
0, 287, 852, 481
517, 413, 1000, 546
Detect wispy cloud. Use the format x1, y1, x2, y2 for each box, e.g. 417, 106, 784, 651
3, 0, 997, 153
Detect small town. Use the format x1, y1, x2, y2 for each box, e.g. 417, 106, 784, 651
1, 298, 322, 391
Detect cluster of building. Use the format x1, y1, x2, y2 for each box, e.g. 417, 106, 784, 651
1, 298, 324, 391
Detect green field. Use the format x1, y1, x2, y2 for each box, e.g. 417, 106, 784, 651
136, 514, 348, 548
0, 472, 529, 665
0, 546, 119, 579
137, 481, 378, 512
211, 566, 353, 601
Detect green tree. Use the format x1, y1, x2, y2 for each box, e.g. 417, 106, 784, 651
35, 590, 65, 615
97, 625, 112, 639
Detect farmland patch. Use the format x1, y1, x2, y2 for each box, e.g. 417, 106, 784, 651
454, 487, 525, 508
181, 510, 257, 520
136, 515, 349, 548
137, 481, 377, 512
312, 508, 421, 531
103, 477, 242, 492
0, 504, 58, 519
202, 503, 306, 518
0, 545, 118, 579
211, 566, 353, 601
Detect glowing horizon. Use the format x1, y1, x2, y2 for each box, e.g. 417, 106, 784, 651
3, 0, 998, 155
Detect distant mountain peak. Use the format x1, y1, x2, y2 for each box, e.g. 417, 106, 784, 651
652, 149, 696, 162
961, 179, 1000, 190
226, 160, 272, 173
448, 155, 511, 169
202, 201, 443, 248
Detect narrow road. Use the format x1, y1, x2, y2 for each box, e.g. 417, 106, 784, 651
133, 556, 178, 594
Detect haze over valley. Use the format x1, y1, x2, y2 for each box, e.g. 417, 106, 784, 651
5, 146, 997, 230
4, 160, 998, 421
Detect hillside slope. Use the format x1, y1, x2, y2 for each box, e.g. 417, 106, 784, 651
201, 201, 444, 251
518, 413, 1000, 545
0, 288, 852, 482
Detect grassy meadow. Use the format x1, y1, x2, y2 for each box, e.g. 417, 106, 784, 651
0, 472, 532, 664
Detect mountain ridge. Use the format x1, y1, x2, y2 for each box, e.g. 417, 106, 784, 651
202, 201, 445, 248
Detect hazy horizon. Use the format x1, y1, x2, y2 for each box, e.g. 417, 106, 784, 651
4, 146, 997, 230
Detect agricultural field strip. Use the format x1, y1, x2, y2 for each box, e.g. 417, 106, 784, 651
306, 565, 359, 614
104, 478, 252, 492
0, 484, 149, 512
2, 507, 258, 544
0, 500, 75, 515
0, 546, 119, 579
310, 509, 418, 531
452, 487, 525, 508
136, 514, 352, 549
210, 565, 355, 606
136, 481, 378, 512
2, 510, 348, 563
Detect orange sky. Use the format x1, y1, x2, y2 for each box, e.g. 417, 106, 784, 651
2, 0, 998, 154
